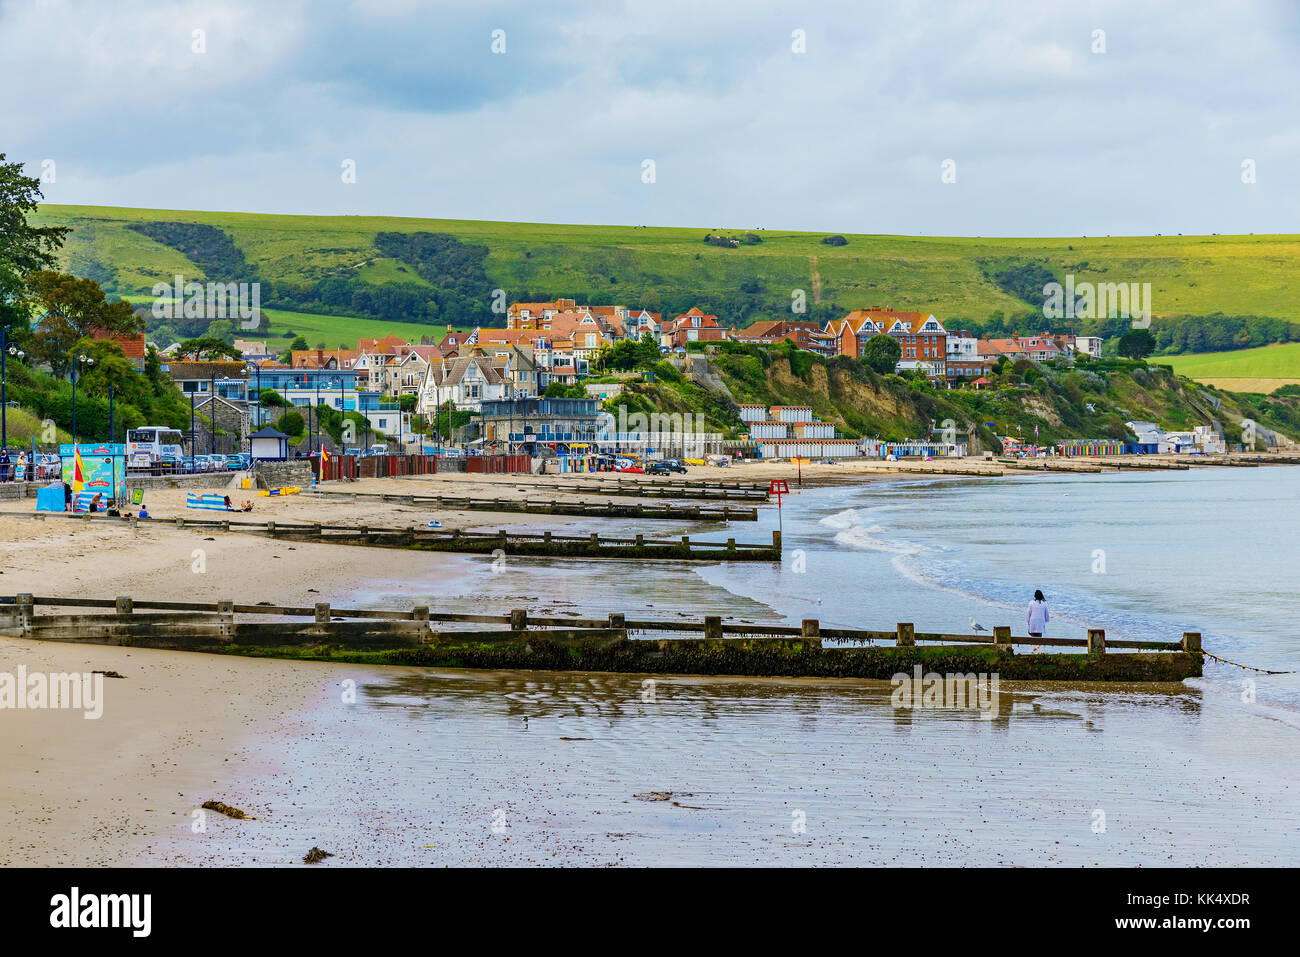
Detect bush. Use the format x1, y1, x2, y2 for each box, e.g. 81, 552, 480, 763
653, 361, 682, 383
821, 235, 848, 246
277, 410, 305, 437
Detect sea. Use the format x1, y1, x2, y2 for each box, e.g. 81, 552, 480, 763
160, 466, 1300, 866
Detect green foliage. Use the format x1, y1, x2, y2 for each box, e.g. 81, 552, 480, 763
0, 154, 69, 335
860, 333, 902, 375
821, 235, 848, 246
126, 221, 255, 282
979, 258, 1059, 308
545, 381, 587, 399
176, 336, 242, 360
276, 410, 305, 437
1117, 328, 1156, 358
652, 360, 681, 382
20, 270, 142, 378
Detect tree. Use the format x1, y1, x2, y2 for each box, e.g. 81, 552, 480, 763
1117, 328, 1156, 359
0, 154, 69, 334
205, 319, 235, 345
176, 336, 242, 361
276, 410, 305, 437
23, 271, 142, 378
70, 336, 149, 406
860, 333, 902, 375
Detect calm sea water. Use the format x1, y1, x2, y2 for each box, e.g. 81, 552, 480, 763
163, 466, 1300, 866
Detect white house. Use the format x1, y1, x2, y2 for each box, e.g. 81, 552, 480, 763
417, 354, 507, 413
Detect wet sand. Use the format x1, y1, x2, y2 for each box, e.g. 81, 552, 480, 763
4, 465, 1298, 866
6, 644, 1296, 866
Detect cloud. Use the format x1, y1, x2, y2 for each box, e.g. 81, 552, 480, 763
2, 0, 1297, 235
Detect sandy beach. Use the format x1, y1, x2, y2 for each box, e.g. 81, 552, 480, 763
4, 459, 1299, 866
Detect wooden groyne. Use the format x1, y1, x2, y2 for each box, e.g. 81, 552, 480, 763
310, 489, 758, 521
0, 595, 1202, 682
409, 477, 770, 501
2, 511, 781, 562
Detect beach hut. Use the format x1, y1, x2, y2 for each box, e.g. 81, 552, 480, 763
250, 426, 289, 461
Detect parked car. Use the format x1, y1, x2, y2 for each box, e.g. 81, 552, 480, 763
646, 462, 673, 475
656, 458, 688, 474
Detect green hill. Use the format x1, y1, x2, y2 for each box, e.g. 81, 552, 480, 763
619, 347, 1300, 449
32, 206, 1300, 344
1161, 342, 1300, 393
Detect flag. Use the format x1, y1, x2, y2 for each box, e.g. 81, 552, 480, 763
72, 445, 85, 493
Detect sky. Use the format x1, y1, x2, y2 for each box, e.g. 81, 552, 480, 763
2, 0, 1298, 236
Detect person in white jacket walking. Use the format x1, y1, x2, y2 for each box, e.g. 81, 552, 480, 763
1027, 589, 1049, 651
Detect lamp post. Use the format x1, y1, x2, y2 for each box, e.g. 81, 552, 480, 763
71, 353, 94, 446
2, 328, 27, 456
209, 375, 216, 455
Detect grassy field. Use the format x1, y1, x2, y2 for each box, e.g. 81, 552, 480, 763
1160, 342, 1300, 393
34, 205, 1300, 324
0, 407, 74, 445
115, 298, 464, 349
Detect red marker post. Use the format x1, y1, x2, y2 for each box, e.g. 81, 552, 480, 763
769, 479, 790, 534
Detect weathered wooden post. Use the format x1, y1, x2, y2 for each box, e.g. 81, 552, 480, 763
681, 535, 691, 551
543, 530, 552, 546
722, 505, 730, 521
993, 626, 1012, 650
1087, 628, 1107, 654
115, 596, 133, 616
772, 529, 782, 554
589, 532, 598, 547
635, 533, 644, 548
510, 609, 528, 631
704, 616, 723, 640
221, 519, 230, 532
1181, 632, 1202, 654
608, 612, 626, 638
412, 605, 429, 621
727, 537, 736, 554
17, 593, 34, 629
315, 602, 330, 623
896, 622, 915, 646
802, 618, 821, 649
217, 599, 234, 615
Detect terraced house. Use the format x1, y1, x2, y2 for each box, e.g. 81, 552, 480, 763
824, 308, 947, 381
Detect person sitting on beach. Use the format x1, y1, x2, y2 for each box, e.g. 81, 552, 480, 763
239, 500, 254, 512
138, 506, 150, 520
224, 495, 234, 510
1027, 589, 1049, 652
88, 493, 103, 513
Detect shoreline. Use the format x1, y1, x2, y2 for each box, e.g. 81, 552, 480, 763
3, 464, 1297, 866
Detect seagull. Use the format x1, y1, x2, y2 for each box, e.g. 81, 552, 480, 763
970, 618, 987, 632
